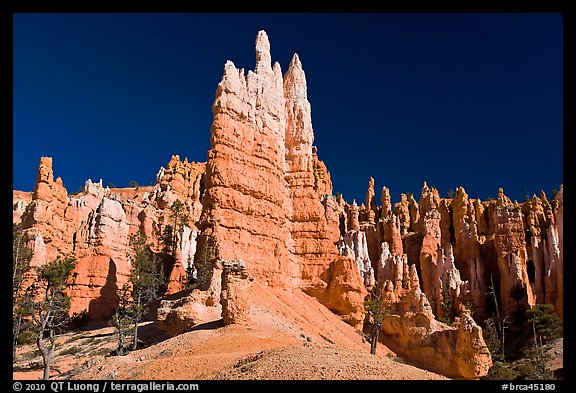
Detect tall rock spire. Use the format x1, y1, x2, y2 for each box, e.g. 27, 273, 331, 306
366, 177, 377, 223
284, 54, 308, 101
284, 53, 313, 172
283, 52, 340, 283
255, 30, 272, 74
381, 186, 392, 217
202, 30, 340, 290
201, 30, 297, 288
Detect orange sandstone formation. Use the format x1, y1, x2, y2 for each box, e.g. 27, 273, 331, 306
16, 155, 207, 320
13, 30, 562, 380
221, 260, 254, 325
380, 264, 492, 379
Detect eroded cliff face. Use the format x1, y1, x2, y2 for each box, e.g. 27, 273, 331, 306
379, 264, 492, 379
336, 179, 562, 378
346, 181, 563, 321
13, 30, 562, 380
199, 31, 297, 288
198, 32, 341, 292
14, 31, 353, 324
283, 53, 341, 284
16, 155, 206, 320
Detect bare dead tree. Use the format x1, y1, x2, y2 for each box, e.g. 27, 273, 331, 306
501, 315, 510, 358
486, 274, 509, 358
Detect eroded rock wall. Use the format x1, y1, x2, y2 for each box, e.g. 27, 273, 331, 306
16, 156, 207, 320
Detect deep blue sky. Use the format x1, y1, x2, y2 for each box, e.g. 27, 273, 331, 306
13, 13, 563, 204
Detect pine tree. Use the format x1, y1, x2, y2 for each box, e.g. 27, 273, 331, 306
21, 256, 76, 380
439, 282, 454, 324
526, 304, 562, 345
188, 240, 214, 290
482, 304, 562, 380
111, 284, 132, 356
12, 223, 33, 362
125, 233, 163, 351
159, 200, 191, 287
364, 288, 389, 355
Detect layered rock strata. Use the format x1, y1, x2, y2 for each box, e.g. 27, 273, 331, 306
13, 30, 563, 380
16, 156, 207, 320
303, 256, 368, 327
198, 32, 339, 291
344, 181, 563, 322
379, 264, 492, 379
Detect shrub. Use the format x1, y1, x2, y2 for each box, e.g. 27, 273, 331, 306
64, 335, 82, 345
17, 330, 36, 346
59, 345, 83, 356
89, 348, 111, 357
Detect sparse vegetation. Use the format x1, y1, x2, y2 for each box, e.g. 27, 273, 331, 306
17, 330, 36, 346
386, 352, 406, 364
64, 334, 82, 345
485, 274, 510, 359
161, 200, 189, 256
464, 301, 475, 318
68, 185, 85, 196
188, 239, 215, 290
111, 233, 164, 355
438, 282, 454, 324
20, 256, 77, 379
483, 317, 504, 362
129, 180, 139, 188
157, 200, 191, 290
89, 347, 111, 357
446, 189, 455, 199
364, 288, 390, 355
80, 337, 98, 346
59, 345, 82, 356
526, 304, 562, 345
482, 304, 563, 380
22, 349, 41, 361
111, 284, 132, 356
13, 223, 33, 363
355, 329, 367, 342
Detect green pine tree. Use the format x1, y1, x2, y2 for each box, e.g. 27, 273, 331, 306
364, 289, 390, 355
21, 256, 77, 379
525, 304, 562, 345
12, 223, 33, 363
125, 233, 164, 351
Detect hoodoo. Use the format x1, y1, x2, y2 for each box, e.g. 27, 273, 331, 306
13, 31, 562, 380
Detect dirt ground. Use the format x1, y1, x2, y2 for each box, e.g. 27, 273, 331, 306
13, 283, 447, 381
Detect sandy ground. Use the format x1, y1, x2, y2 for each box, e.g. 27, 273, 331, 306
13, 283, 447, 380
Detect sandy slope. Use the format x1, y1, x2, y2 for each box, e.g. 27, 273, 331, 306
14, 283, 447, 380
